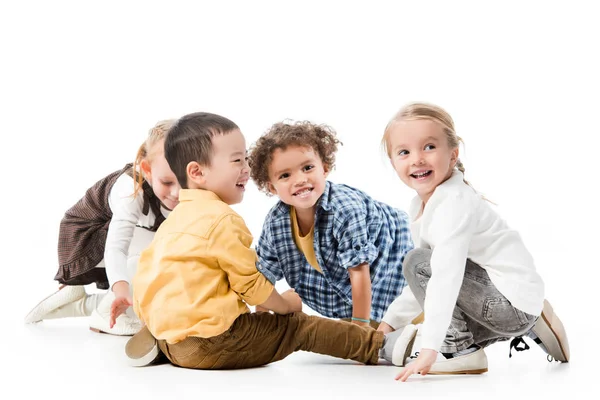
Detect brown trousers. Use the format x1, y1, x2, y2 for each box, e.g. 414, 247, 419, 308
158, 312, 384, 370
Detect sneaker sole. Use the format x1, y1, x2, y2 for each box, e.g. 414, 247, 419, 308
428, 368, 488, 375
126, 328, 160, 367
531, 300, 569, 362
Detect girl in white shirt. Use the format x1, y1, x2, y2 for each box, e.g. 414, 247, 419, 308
25, 119, 180, 335
379, 103, 569, 381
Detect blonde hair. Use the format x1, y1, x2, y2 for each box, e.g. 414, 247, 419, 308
132, 119, 176, 197
382, 102, 473, 189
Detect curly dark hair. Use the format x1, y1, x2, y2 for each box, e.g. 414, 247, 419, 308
249, 120, 342, 195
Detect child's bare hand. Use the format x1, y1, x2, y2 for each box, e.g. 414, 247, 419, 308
377, 321, 395, 334
395, 349, 438, 382
110, 295, 133, 328
255, 305, 270, 313
281, 289, 302, 313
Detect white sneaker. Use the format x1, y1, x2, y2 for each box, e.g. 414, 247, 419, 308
88, 292, 142, 336
25, 286, 86, 323
391, 324, 419, 367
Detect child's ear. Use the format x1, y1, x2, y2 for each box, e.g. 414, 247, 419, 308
451, 148, 460, 166
140, 159, 152, 180
323, 164, 331, 178
187, 161, 207, 187
267, 182, 278, 195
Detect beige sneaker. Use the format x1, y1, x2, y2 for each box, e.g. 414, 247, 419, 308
126, 326, 165, 367
530, 299, 570, 362
426, 348, 488, 375
25, 286, 86, 323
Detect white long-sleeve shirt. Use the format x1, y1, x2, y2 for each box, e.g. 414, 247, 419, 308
104, 174, 170, 287
382, 170, 544, 351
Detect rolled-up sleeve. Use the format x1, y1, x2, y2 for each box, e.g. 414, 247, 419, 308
211, 214, 274, 306
333, 207, 378, 269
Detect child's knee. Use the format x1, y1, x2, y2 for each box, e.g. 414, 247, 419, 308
403, 248, 432, 281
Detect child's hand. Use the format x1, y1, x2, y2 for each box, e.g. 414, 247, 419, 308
110, 295, 133, 328
281, 289, 302, 313
377, 321, 395, 334
395, 349, 438, 382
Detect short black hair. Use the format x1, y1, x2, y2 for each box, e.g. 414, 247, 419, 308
165, 112, 239, 189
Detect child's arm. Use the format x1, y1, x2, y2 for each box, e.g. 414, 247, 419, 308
214, 214, 281, 308
378, 284, 423, 333
348, 263, 372, 326
333, 204, 378, 324
258, 288, 302, 315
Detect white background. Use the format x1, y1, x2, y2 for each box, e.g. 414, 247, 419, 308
1, 0, 598, 398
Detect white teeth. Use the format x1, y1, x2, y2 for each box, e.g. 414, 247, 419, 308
412, 171, 430, 178
295, 188, 311, 195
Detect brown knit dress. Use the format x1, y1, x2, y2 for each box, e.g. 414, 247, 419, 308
53, 164, 165, 289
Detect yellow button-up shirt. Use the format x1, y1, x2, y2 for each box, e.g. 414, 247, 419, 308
133, 189, 274, 344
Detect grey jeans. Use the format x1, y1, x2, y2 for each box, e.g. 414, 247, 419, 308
404, 248, 538, 353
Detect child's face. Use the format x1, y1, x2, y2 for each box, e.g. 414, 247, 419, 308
267, 145, 328, 211
145, 149, 181, 211
202, 129, 249, 205
387, 119, 458, 203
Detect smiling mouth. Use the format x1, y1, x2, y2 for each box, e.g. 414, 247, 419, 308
410, 171, 432, 179
293, 188, 313, 196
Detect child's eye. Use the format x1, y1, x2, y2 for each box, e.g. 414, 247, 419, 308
161, 181, 174, 186
232, 159, 242, 163
424, 144, 436, 151
279, 173, 290, 179
397, 150, 409, 156
303, 165, 314, 172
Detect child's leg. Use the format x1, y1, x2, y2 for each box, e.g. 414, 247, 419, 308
158, 312, 384, 370
404, 248, 537, 354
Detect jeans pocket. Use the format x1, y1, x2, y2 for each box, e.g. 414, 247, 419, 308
483, 297, 532, 334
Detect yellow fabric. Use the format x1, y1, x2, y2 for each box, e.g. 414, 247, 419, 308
290, 207, 322, 273
133, 189, 274, 344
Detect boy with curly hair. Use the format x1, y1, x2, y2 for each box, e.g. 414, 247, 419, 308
124, 112, 414, 369
249, 121, 418, 329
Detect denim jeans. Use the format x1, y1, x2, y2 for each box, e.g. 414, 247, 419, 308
158, 311, 384, 369
404, 248, 538, 353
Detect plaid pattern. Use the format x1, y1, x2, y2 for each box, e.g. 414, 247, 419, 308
256, 181, 413, 322
54, 164, 165, 289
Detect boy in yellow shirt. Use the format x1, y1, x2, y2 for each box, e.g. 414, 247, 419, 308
115, 112, 413, 369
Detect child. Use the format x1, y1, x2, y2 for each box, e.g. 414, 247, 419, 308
24, 119, 180, 335
248, 121, 413, 328
121, 112, 409, 369
380, 102, 570, 381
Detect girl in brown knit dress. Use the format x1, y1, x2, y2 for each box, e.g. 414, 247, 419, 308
24, 120, 180, 335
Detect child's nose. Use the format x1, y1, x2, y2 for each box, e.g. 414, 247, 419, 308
412, 152, 425, 165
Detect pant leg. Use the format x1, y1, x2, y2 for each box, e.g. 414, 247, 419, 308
159, 311, 384, 370
403, 248, 537, 353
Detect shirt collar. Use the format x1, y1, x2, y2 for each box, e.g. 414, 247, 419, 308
179, 189, 223, 203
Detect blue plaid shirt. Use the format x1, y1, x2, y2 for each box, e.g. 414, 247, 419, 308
256, 181, 413, 322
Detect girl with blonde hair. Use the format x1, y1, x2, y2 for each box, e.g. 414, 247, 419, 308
379, 103, 569, 380
25, 119, 180, 335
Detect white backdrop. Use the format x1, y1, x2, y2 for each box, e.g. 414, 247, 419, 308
2, 0, 599, 391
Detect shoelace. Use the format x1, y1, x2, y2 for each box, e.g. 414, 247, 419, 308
508, 336, 530, 358
409, 351, 420, 359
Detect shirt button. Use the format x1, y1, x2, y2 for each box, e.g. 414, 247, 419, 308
333, 312, 339, 318
354, 245, 361, 250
